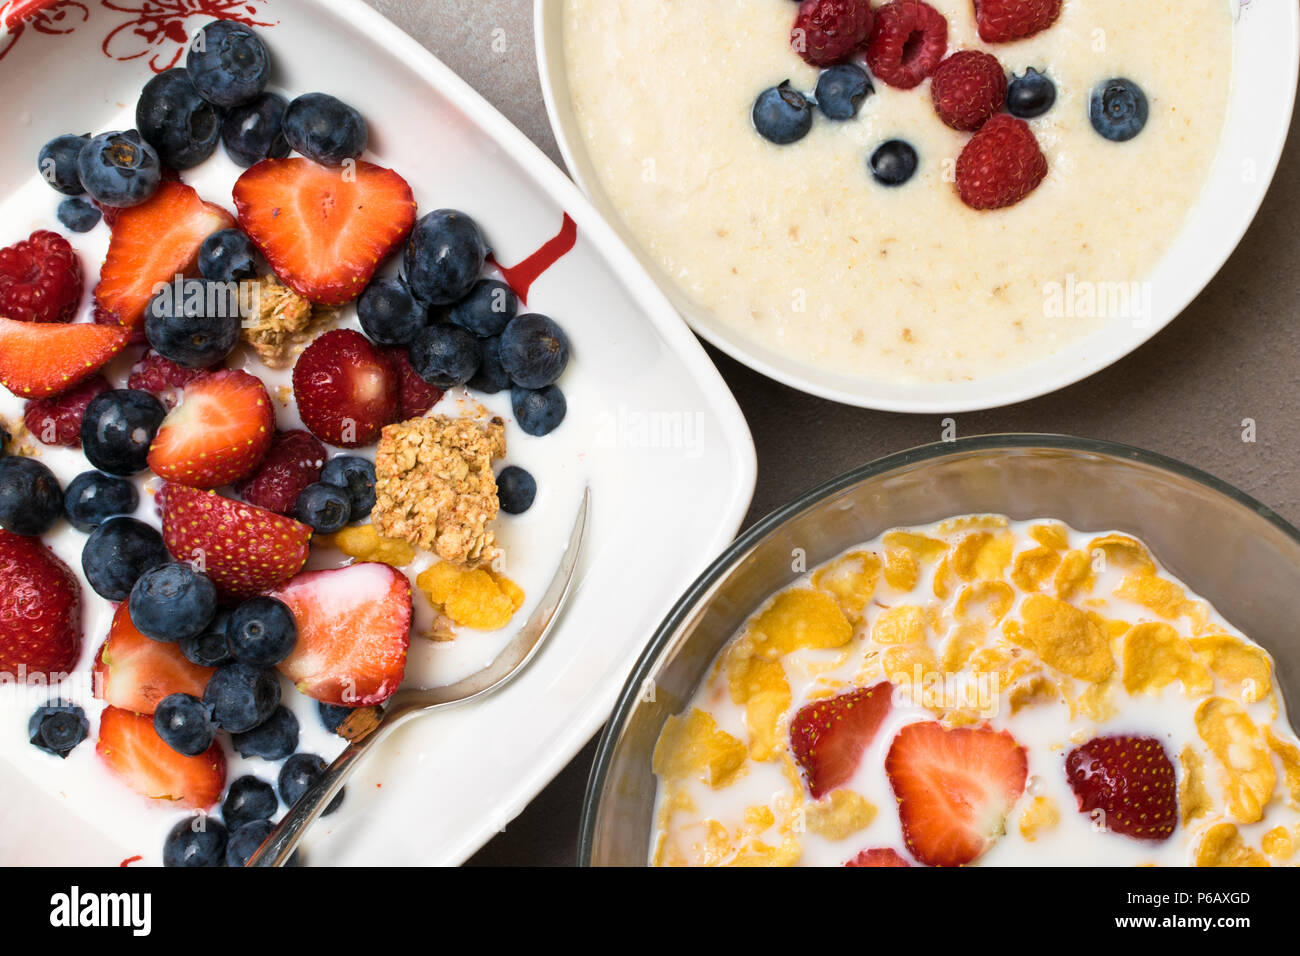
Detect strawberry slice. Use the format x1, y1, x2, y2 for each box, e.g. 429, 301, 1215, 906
233, 158, 417, 306
0, 530, 82, 674
161, 484, 311, 600
96, 705, 226, 810
0, 316, 130, 399
270, 563, 412, 706
845, 848, 911, 867
790, 683, 893, 799
93, 180, 236, 333
147, 370, 274, 489
885, 721, 1028, 867
92, 602, 216, 716
1065, 735, 1177, 842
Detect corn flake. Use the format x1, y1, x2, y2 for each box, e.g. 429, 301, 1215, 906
1189, 634, 1272, 704
748, 588, 852, 660
1121, 622, 1213, 698
1030, 522, 1070, 551
1262, 826, 1295, 860
1086, 534, 1156, 575
804, 789, 877, 840
872, 604, 927, 645
1179, 746, 1212, 825
882, 532, 947, 591
653, 709, 748, 789
955, 580, 1014, 624
950, 531, 1014, 582
724, 651, 791, 763
811, 550, 881, 619
1195, 697, 1276, 824
1265, 727, 1300, 806
1018, 796, 1060, 841
1016, 594, 1115, 683
1011, 546, 1061, 592
1194, 823, 1269, 868
1054, 550, 1095, 600
326, 523, 417, 568
416, 561, 524, 631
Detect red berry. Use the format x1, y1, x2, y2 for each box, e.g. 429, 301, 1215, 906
293, 329, 399, 447
0, 230, 83, 324
382, 346, 444, 420
865, 1, 949, 90
93, 602, 215, 716
128, 350, 212, 409
97, 705, 226, 810
234, 429, 328, 515
790, 683, 893, 799
973, 0, 1062, 44
955, 113, 1047, 210
0, 530, 82, 675
147, 370, 275, 489
0, 315, 130, 399
23, 373, 110, 448
931, 50, 1007, 131
792, 0, 875, 67
845, 848, 911, 867
1065, 735, 1177, 842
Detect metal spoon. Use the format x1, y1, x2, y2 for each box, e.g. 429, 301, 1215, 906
247, 487, 590, 867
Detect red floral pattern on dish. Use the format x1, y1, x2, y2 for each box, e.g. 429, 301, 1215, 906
101, 0, 275, 72
0, 0, 89, 61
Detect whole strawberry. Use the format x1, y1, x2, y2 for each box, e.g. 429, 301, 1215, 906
23, 374, 110, 448
866, 1, 948, 90
0, 530, 82, 675
974, 0, 1062, 44
234, 429, 328, 515
0, 231, 83, 324
955, 114, 1047, 210
792, 0, 875, 68
292, 329, 398, 447
1065, 735, 1177, 842
931, 50, 1007, 131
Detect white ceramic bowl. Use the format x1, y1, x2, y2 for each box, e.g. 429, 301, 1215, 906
535, 0, 1300, 412
0, 0, 756, 865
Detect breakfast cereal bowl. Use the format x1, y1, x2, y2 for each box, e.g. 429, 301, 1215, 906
581, 436, 1300, 866
537, 1, 1300, 412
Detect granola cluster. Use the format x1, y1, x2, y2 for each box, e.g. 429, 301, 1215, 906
242, 274, 335, 369
371, 415, 506, 567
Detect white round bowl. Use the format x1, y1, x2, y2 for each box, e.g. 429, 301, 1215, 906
535, 0, 1300, 412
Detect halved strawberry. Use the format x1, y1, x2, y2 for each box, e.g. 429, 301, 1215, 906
233, 158, 417, 306
0, 316, 130, 399
270, 563, 412, 706
790, 683, 893, 799
92, 602, 215, 716
292, 329, 399, 447
845, 848, 911, 867
161, 484, 312, 600
885, 721, 1028, 867
147, 370, 274, 489
93, 180, 235, 333
96, 705, 226, 810
1065, 735, 1177, 842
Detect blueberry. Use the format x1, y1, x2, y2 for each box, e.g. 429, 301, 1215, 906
162, 816, 227, 867
76, 131, 161, 208
449, 279, 518, 338
82, 516, 169, 601
753, 81, 813, 145
0, 457, 62, 536
815, 64, 873, 120
81, 388, 166, 476
56, 197, 101, 233
357, 276, 427, 346
135, 68, 222, 169
144, 277, 243, 368
278, 753, 343, 815
404, 209, 488, 306
204, 662, 281, 733
408, 323, 481, 388
227, 596, 297, 666
318, 456, 376, 521
282, 92, 367, 166
869, 139, 918, 186
198, 229, 259, 283
498, 313, 570, 389
225, 819, 279, 867
317, 701, 353, 735
467, 335, 511, 394
496, 466, 536, 515
153, 692, 216, 756
1007, 68, 1056, 119
63, 470, 139, 533
294, 482, 351, 534
1090, 78, 1148, 142
38, 134, 89, 195
180, 607, 235, 667
186, 19, 270, 108
221, 91, 290, 167
129, 562, 217, 643
511, 385, 567, 437
231, 705, 299, 760
28, 701, 88, 758
222, 774, 277, 829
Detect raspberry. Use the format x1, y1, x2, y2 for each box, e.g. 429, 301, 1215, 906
791, 0, 875, 67
234, 429, 328, 515
955, 113, 1048, 210
23, 374, 110, 448
931, 50, 1007, 131
0, 230, 83, 324
973, 0, 1062, 44
128, 349, 213, 409
382, 346, 445, 420
865, 1, 949, 90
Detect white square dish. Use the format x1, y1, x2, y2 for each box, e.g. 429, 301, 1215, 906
0, 0, 756, 865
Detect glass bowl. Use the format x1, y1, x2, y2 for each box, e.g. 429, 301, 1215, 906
579, 435, 1300, 865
